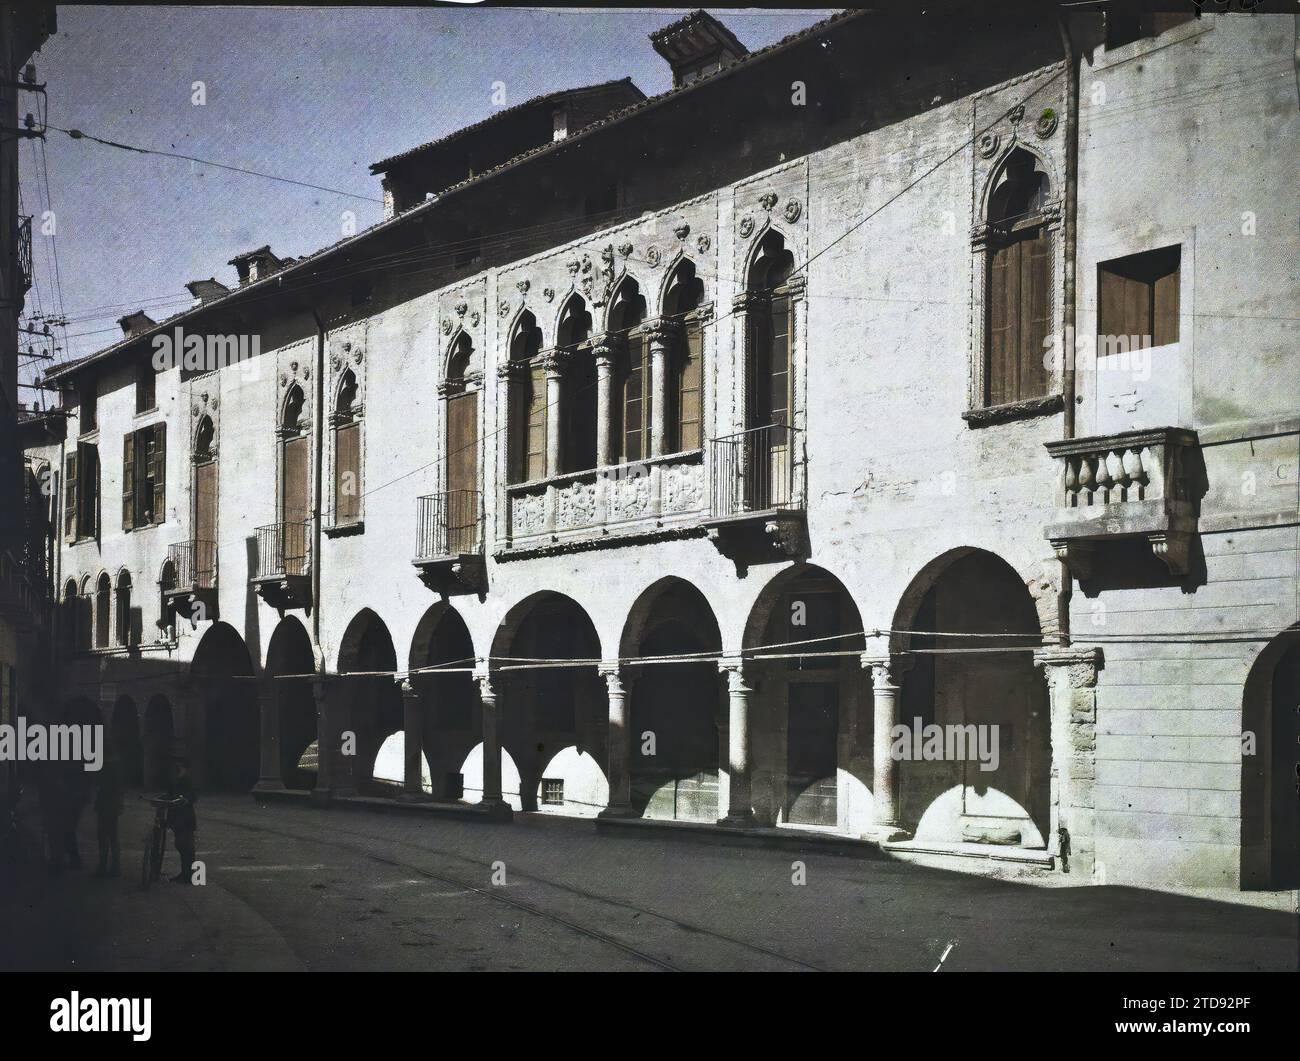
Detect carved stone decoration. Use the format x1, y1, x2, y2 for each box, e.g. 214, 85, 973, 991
783, 200, 802, 224
499, 300, 511, 317
470, 311, 481, 327
738, 216, 755, 238
1035, 108, 1059, 138
516, 279, 530, 295
455, 301, 468, 318
673, 223, 690, 240
645, 247, 662, 268
978, 132, 1001, 158
556, 478, 598, 530
610, 473, 652, 522
759, 191, 778, 212
1009, 103, 1025, 125
279, 372, 288, 387
696, 234, 711, 254
441, 319, 453, 336
543, 287, 555, 302
663, 462, 705, 514
617, 242, 633, 258
566, 258, 581, 276
190, 380, 220, 457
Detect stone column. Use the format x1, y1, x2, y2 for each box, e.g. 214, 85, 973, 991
254, 678, 283, 791
862, 654, 909, 840
598, 663, 632, 817
592, 338, 619, 469
718, 658, 755, 826
313, 677, 356, 803
398, 677, 424, 799
1034, 646, 1103, 878
475, 668, 505, 811
540, 349, 568, 477
645, 319, 680, 458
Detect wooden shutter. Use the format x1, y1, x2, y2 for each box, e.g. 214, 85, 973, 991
446, 392, 478, 552
768, 292, 791, 426
677, 320, 703, 452
1019, 229, 1051, 400
622, 334, 646, 463
334, 422, 360, 524
987, 241, 1018, 406
282, 435, 309, 525
150, 423, 165, 524
63, 452, 77, 540
195, 459, 217, 545
526, 364, 547, 481
122, 432, 136, 531
1152, 261, 1179, 346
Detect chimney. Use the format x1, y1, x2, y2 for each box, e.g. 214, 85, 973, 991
118, 311, 157, 338
650, 10, 749, 89
227, 245, 285, 285
186, 277, 231, 305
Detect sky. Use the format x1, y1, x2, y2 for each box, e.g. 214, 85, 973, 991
17, 5, 835, 398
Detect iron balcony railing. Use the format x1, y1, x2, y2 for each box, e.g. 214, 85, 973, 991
709, 423, 799, 517
254, 519, 311, 580
416, 491, 483, 560
167, 539, 217, 591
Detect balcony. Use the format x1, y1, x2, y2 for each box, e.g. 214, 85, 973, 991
1044, 427, 1203, 578
501, 450, 707, 558
413, 491, 485, 595
162, 540, 218, 622
703, 423, 807, 566
251, 519, 312, 613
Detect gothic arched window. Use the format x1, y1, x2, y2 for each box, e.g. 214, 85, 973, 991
507, 312, 545, 484
609, 280, 648, 464
984, 148, 1051, 406
333, 369, 362, 526
663, 259, 706, 453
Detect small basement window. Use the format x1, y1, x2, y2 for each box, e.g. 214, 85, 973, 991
541, 778, 564, 806
1097, 245, 1180, 350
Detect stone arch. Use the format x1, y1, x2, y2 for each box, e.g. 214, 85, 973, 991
93, 570, 112, 649
507, 306, 543, 359
491, 591, 605, 814
337, 608, 402, 793
742, 564, 868, 830
889, 548, 1049, 848
1240, 624, 1300, 889
113, 568, 136, 647
743, 221, 800, 289
280, 381, 307, 432
979, 142, 1053, 223
194, 414, 215, 461
192, 621, 258, 791
143, 694, 175, 790
620, 577, 724, 822
604, 273, 646, 333
408, 603, 478, 799
265, 616, 318, 789
660, 254, 706, 317
112, 694, 142, 786
555, 291, 593, 349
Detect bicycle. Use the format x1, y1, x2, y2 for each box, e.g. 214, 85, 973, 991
140, 795, 180, 891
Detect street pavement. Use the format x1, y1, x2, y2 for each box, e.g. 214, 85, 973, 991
1, 793, 1296, 972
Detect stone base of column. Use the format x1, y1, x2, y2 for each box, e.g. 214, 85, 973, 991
868, 824, 912, 843
310, 785, 358, 806
252, 777, 285, 793
396, 791, 433, 804
718, 810, 757, 829
597, 802, 637, 821
476, 798, 514, 822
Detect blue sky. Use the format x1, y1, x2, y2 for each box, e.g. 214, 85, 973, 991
17, 5, 834, 393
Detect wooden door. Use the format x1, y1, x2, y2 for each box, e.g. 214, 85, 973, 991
445, 390, 478, 553
786, 682, 839, 827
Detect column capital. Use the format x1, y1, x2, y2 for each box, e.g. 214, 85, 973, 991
589, 331, 626, 364
718, 656, 751, 693
395, 675, 415, 695
598, 662, 625, 695
861, 653, 906, 687
1033, 645, 1103, 685
496, 358, 527, 382
474, 667, 496, 702
640, 317, 683, 347
539, 348, 572, 378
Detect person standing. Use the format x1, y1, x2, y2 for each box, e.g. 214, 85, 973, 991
94, 754, 124, 877
166, 758, 198, 885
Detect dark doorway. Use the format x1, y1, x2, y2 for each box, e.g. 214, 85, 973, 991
786, 682, 839, 826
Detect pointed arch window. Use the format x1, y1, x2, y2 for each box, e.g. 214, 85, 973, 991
557, 295, 595, 474
115, 570, 135, 647
95, 572, 111, 649
332, 369, 362, 527
982, 148, 1052, 407
663, 259, 707, 453
609, 281, 649, 464
745, 231, 796, 431
506, 312, 545, 484
442, 332, 481, 552
278, 384, 311, 575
